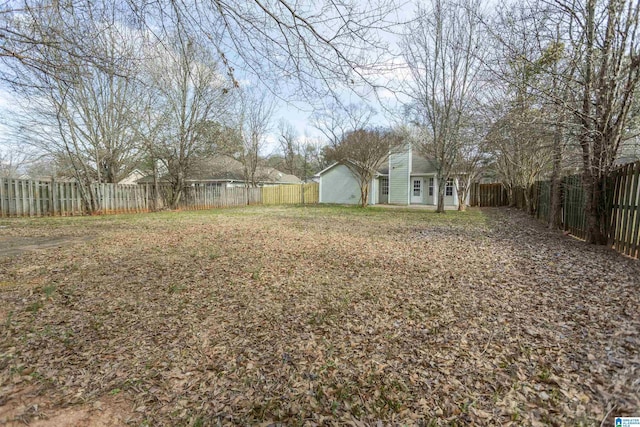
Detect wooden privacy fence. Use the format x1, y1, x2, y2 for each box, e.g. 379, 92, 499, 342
470, 183, 508, 207
0, 178, 148, 217
530, 161, 640, 258
609, 162, 640, 257
0, 177, 319, 218
262, 183, 319, 205
151, 184, 262, 210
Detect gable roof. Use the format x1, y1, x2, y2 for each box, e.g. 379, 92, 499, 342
316, 160, 390, 178
315, 162, 341, 176
411, 155, 438, 174
378, 149, 438, 175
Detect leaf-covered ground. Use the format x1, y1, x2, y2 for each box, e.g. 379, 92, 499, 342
0, 206, 638, 426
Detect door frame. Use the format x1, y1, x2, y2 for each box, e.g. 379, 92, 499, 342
411, 177, 423, 204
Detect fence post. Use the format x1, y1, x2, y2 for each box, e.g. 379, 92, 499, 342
0, 178, 4, 217
50, 178, 57, 216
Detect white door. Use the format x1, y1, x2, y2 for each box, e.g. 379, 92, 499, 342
411, 178, 423, 204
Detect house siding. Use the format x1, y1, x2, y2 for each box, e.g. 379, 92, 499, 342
319, 164, 362, 204
389, 146, 410, 205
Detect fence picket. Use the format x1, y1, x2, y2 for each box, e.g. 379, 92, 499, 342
0, 178, 5, 217
623, 163, 639, 256
630, 165, 640, 258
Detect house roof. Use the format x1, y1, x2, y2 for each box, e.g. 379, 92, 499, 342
378, 150, 438, 174
316, 150, 440, 177
411, 155, 438, 174
315, 162, 340, 177
138, 155, 302, 184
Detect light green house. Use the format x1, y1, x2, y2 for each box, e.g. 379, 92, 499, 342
316, 145, 462, 207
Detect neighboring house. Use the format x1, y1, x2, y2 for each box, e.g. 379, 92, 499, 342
316, 144, 463, 207
118, 169, 146, 185
616, 135, 640, 165
138, 155, 302, 187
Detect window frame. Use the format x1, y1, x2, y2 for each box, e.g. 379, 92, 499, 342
445, 179, 454, 197
413, 179, 421, 196
381, 177, 389, 196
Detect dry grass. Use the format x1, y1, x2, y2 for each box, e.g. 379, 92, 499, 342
0, 205, 638, 426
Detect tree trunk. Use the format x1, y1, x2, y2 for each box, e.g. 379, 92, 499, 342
584, 173, 608, 244
506, 185, 515, 207
360, 181, 369, 208
170, 173, 184, 209
549, 149, 562, 229
458, 188, 467, 211
524, 186, 532, 214
436, 179, 445, 213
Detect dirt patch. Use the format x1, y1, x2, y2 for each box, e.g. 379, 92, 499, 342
0, 389, 129, 426
0, 236, 93, 258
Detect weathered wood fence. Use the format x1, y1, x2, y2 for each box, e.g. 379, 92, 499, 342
150, 184, 262, 211
532, 166, 640, 258
0, 178, 148, 217
0, 178, 319, 217
610, 162, 640, 257
475, 160, 640, 259
470, 183, 508, 207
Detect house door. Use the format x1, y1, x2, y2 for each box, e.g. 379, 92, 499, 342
378, 177, 389, 204
411, 178, 423, 204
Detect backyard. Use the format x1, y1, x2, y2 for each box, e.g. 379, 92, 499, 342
0, 206, 638, 426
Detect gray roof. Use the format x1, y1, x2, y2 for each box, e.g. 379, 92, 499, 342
411, 155, 438, 174
375, 151, 438, 175
139, 155, 302, 184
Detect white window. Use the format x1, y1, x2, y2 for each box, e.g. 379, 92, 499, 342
428, 177, 434, 196
446, 179, 454, 196
413, 179, 421, 196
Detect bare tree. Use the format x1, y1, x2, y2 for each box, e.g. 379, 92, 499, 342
402, 0, 485, 213
132, 0, 397, 100
150, 35, 234, 208
560, 0, 640, 244
485, 104, 554, 211
486, 0, 640, 243
277, 119, 300, 177
300, 136, 327, 180
0, 1, 122, 84
451, 115, 487, 211
2, 0, 398, 102
325, 127, 401, 207
311, 102, 377, 148
10, 12, 149, 212
0, 149, 28, 178
237, 90, 275, 188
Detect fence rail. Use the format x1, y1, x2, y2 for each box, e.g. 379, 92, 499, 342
0, 178, 319, 218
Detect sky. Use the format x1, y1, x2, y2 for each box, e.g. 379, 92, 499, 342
0, 0, 412, 161
0, 87, 17, 147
